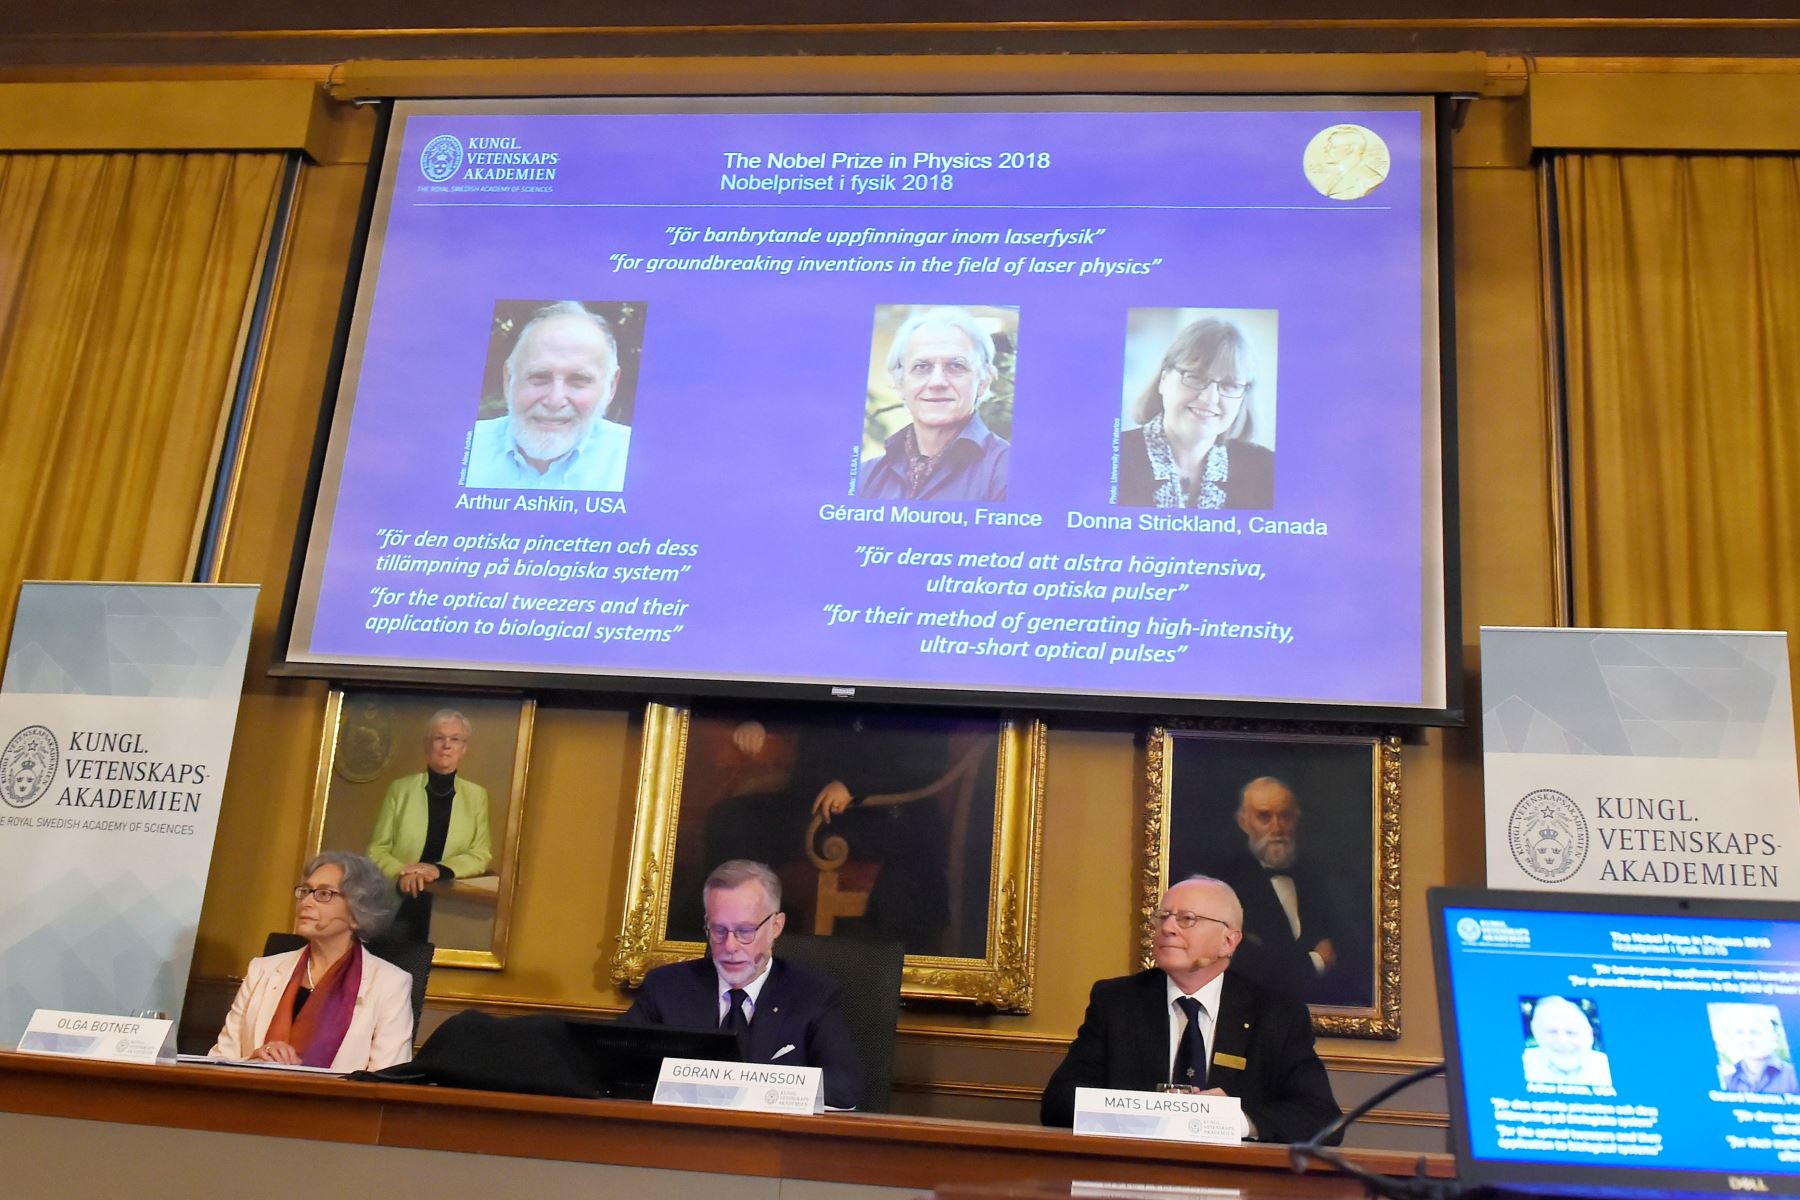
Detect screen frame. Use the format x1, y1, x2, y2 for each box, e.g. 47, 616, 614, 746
1430, 885, 1800, 1198
272, 91, 1464, 726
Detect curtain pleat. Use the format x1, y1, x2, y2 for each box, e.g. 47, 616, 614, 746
1556, 154, 1800, 665
0, 151, 285, 648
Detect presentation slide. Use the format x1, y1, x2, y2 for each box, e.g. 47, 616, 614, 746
286, 96, 1449, 716
1442, 903, 1800, 1184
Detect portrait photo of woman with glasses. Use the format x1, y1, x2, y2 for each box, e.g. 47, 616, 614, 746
1113, 308, 1277, 510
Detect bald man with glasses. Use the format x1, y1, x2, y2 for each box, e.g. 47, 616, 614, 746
1040, 875, 1340, 1142
623, 859, 863, 1109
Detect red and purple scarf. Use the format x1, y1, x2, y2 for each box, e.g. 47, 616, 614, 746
264, 944, 363, 1067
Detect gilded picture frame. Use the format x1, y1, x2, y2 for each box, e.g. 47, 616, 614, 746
1141, 721, 1401, 1039
612, 701, 1045, 1012
307, 687, 534, 972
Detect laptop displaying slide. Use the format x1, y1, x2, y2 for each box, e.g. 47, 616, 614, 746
1431, 887, 1800, 1198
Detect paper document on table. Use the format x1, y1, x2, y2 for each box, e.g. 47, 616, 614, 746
175, 1053, 345, 1076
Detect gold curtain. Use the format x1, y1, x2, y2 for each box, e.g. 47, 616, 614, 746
1555, 154, 1800, 647
0, 151, 285, 647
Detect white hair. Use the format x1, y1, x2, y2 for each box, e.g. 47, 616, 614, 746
705, 859, 782, 910
505, 301, 619, 378
426, 708, 472, 738
1530, 995, 1593, 1037
1170, 873, 1244, 931
884, 305, 996, 378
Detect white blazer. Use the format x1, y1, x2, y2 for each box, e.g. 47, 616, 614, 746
210, 945, 415, 1072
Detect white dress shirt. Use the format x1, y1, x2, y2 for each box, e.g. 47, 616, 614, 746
1268, 873, 1327, 975
463, 414, 631, 491
716, 959, 774, 1026
1164, 971, 1252, 1139
1164, 971, 1227, 1083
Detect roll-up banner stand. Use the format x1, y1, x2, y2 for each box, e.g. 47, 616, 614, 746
1481, 627, 1800, 897
0, 582, 258, 1043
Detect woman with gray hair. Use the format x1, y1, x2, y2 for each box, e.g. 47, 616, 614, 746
210, 851, 414, 1070
367, 708, 492, 943
1116, 317, 1273, 510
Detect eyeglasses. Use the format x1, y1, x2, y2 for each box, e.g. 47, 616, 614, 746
1170, 368, 1248, 400
1150, 909, 1235, 932
294, 885, 344, 904
706, 912, 776, 945
906, 357, 974, 380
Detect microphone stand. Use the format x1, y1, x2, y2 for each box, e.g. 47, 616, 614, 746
1290, 1062, 1475, 1200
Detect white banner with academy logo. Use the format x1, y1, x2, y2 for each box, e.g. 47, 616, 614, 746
0, 582, 257, 1044
1481, 627, 1800, 897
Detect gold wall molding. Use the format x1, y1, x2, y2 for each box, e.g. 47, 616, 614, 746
1529, 67, 1800, 151
892, 1026, 1074, 1051
330, 52, 1514, 101
1533, 56, 1800, 75
893, 1077, 1043, 1103
10, 15, 1799, 53
0, 65, 337, 84
11, 54, 1791, 156
0, 80, 346, 159
1362, 1107, 1450, 1129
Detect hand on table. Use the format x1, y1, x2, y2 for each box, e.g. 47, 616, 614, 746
398, 862, 441, 897
250, 1040, 301, 1065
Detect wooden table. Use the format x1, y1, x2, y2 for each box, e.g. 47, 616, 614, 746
0, 1050, 1452, 1197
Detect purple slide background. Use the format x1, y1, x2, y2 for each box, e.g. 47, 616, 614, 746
297, 102, 1439, 707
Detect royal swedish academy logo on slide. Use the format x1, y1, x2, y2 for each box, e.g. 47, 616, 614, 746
420, 134, 464, 183
1, 725, 59, 809
1508, 789, 1588, 883
1456, 917, 1482, 944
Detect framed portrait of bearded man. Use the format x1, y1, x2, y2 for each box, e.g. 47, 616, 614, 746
1142, 720, 1401, 1039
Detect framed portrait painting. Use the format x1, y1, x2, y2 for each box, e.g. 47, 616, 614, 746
612, 701, 1045, 1011
307, 688, 533, 971
1142, 722, 1401, 1038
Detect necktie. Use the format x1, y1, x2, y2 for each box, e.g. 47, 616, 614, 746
723, 987, 750, 1056
1171, 995, 1206, 1087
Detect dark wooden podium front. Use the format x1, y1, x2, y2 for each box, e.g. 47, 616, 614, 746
0, 1050, 1451, 1196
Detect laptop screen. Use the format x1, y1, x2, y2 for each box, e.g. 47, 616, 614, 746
561, 1019, 742, 1101
1431, 887, 1800, 1197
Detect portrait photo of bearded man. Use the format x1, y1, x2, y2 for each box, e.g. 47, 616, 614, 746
463, 299, 640, 491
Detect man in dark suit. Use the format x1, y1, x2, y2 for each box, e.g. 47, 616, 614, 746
1040, 875, 1340, 1143
623, 858, 863, 1109
1210, 777, 1369, 1007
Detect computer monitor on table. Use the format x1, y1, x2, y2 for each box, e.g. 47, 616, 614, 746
562, 1020, 741, 1101
1431, 887, 1800, 1199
